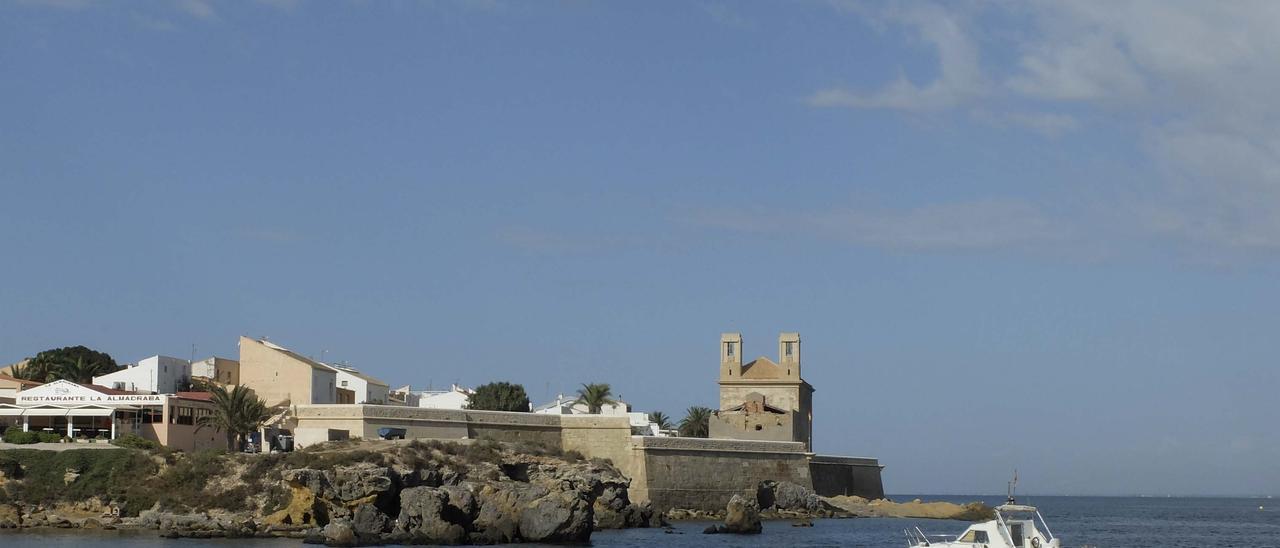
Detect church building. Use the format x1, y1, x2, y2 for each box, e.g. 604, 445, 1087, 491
710, 332, 814, 450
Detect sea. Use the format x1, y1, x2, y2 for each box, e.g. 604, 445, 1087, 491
1, 495, 1275, 547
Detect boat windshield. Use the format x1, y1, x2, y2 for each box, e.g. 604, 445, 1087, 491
958, 530, 990, 543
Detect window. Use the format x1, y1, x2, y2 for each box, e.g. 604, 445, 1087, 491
958, 530, 989, 543
341, 380, 348, 387
784, 341, 794, 357
140, 408, 163, 424
176, 406, 194, 426
726, 342, 734, 357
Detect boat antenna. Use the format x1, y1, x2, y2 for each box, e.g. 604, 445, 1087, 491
1007, 469, 1018, 504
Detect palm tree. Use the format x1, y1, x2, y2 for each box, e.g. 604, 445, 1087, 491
679, 406, 712, 438
573, 383, 616, 414
196, 384, 272, 451
53, 357, 110, 383
7, 361, 34, 381
648, 411, 673, 431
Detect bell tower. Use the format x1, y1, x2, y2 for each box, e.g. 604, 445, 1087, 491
778, 332, 800, 379
720, 332, 742, 380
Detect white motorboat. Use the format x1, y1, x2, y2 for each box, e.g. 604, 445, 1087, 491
904, 502, 1060, 548
906, 474, 1061, 548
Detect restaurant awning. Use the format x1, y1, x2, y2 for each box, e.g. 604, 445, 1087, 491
19, 407, 72, 416
66, 407, 114, 417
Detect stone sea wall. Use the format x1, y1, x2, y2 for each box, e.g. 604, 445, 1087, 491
290, 405, 884, 511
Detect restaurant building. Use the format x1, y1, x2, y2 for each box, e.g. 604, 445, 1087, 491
0, 379, 223, 451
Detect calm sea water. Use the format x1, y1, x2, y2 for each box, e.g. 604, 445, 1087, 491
1, 496, 1275, 547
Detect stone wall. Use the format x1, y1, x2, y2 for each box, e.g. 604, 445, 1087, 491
291, 405, 883, 510
630, 436, 812, 512
809, 454, 885, 499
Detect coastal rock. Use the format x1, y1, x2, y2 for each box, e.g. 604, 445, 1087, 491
720, 493, 762, 534
0, 504, 21, 527
470, 484, 522, 543
322, 518, 358, 547
350, 503, 390, 541
395, 486, 467, 544
518, 490, 592, 542
757, 480, 822, 512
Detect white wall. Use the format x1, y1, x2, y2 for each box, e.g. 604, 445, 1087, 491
417, 388, 470, 410
93, 356, 190, 394
335, 370, 390, 404
311, 368, 337, 404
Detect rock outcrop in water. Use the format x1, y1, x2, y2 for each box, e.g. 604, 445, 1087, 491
0, 439, 657, 545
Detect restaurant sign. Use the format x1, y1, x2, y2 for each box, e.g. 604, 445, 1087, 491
18, 394, 164, 405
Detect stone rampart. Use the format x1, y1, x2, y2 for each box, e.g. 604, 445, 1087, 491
810, 454, 885, 499
629, 436, 812, 511
291, 405, 883, 510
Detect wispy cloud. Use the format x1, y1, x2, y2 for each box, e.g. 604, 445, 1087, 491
177, 0, 215, 20
133, 14, 177, 32
702, 3, 754, 30
495, 226, 626, 256
816, 1, 1280, 252
808, 3, 981, 110
697, 198, 1070, 252
971, 109, 1080, 138
13, 0, 93, 9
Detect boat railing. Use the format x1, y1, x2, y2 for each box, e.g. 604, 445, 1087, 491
904, 526, 958, 547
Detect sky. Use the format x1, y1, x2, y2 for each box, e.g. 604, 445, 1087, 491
2, 0, 1278, 497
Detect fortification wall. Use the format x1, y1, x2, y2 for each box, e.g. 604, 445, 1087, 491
292, 405, 884, 510
809, 454, 885, 499
292, 405, 562, 447
630, 436, 812, 511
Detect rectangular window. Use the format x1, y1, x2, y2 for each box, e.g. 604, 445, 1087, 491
176, 406, 194, 426
785, 341, 794, 357
726, 343, 734, 357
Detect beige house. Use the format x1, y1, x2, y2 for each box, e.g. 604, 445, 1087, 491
710, 332, 814, 450
237, 337, 338, 407
0, 373, 42, 402
191, 356, 240, 386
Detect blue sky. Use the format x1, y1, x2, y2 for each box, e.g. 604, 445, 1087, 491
2, 0, 1278, 496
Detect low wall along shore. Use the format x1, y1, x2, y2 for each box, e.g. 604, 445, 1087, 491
290, 404, 884, 511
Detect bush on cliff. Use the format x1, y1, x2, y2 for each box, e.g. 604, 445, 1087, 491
3, 427, 37, 444
110, 433, 160, 451
2, 427, 64, 444
0, 449, 158, 511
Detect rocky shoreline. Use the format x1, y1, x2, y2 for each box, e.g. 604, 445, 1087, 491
1, 442, 991, 545
1, 439, 660, 545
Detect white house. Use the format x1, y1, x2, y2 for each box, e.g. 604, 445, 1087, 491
533, 393, 631, 415
416, 385, 473, 410
92, 355, 190, 394
333, 365, 391, 405
533, 394, 666, 435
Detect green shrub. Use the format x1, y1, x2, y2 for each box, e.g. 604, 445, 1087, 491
36, 432, 62, 443
0, 449, 159, 514
110, 433, 159, 451
2, 427, 39, 444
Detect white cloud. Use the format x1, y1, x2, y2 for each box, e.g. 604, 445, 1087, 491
698, 199, 1069, 251
809, 3, 981, 110
819, 1, 1280, 252
13, 0, 93, 9
177, 0, 215, 20
133, 14, 177, 32
972, 110, 1080, 138
702, 3, 753, 30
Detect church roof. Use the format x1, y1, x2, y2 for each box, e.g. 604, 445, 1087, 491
740, 356, 789, 380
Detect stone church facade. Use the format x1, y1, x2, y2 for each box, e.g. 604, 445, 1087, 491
710, 332, 815, 450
